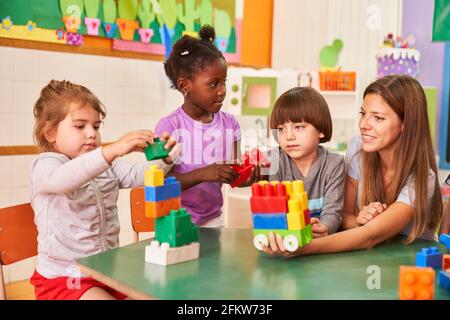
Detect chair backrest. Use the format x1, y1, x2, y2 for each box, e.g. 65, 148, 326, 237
0, 203, 38, 266
130, 187, 154, 242
0, 203, 37, 300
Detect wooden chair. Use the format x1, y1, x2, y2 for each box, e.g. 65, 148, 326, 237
0, 203, 38, 300
130, 187, 154, 242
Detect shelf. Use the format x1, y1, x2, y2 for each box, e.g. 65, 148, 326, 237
319, 90, 357, 96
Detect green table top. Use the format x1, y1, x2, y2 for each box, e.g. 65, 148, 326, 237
77, 228, 450, 300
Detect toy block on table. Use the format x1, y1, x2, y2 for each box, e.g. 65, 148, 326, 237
399, 266, 435, 300
144, 137, 170, 161
253, 227, 312, 252
438, 270, 450, 290
440, 233, 450, 250
252, 213, 288, 230
144, 165, 164, 187
416, 247, 443, 269
145, 240, 200, 266
145, 177, 181, 202
155, 208, 199, 247
251, 180, 312, 252
145, 197, 181, 218
250, 182, 288, 213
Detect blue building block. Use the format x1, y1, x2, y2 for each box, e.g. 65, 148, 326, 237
440, 233, 450, 250
252, 213, 288, 230
145, 177, 181, 202
438, 270, 450, 290
416, 247, 443, 269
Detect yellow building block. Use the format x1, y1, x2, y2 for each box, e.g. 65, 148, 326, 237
144, 165, 164, 187
282, 181, 292, 196
292, 180, 304, 195
258, 180, 269, 186
287, 212, 305, 230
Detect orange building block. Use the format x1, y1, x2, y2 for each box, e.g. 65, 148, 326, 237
145, 197, 181, 218
399, 266, 435, 300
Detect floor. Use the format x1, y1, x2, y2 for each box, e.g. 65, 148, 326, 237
5, 280, 35, 300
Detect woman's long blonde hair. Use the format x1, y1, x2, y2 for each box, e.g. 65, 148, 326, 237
360, 75, 442, 243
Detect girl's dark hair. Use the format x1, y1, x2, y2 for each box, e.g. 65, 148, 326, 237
164, 24, 225, 89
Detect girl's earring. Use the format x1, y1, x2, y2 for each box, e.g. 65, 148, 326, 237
184, 91, 188, 96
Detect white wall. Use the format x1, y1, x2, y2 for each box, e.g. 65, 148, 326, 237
272, 0, 402, 101
0, 46, 182, 283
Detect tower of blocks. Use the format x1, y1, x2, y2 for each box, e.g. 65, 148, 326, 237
143, 165, 199, 266
250, 180, 312, 252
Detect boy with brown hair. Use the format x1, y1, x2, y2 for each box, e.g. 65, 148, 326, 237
267, 87, 345, 237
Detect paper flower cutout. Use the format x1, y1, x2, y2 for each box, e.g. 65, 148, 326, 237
1, 16, 13, 31
56, 28, 65, 40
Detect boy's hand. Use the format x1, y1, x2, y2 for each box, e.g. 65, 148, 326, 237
356, 202, 387, 227
158, 131, 177, 165
311, 217, 329, 238
102, 130, 156, 164
261, 232, 301, 258
201, 163, 239, 184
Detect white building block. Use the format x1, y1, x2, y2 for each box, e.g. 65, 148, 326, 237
145, 240, 200, 266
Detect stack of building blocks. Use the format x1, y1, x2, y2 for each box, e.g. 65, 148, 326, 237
416, 247, 443, 269
251, 180, 312, 252
144, 137, 170, 161
143, 165, 199, 266
144, 165, 181, 218
230, 148, 270, 188
399, 266, 435, 300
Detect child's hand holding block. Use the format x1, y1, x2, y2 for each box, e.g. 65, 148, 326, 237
144, 137, 172, 161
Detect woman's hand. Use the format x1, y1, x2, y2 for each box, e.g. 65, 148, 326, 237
356, 202, 387, 226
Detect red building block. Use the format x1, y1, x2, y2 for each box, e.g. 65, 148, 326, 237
304, 209, 311, 225
230, 149, 271, 188
250, 182, 288, 213
443, 254, 450, 271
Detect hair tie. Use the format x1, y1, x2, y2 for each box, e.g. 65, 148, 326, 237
180, 50, 190, 56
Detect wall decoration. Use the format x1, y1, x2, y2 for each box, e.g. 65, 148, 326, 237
0, 0, 243, 62
433, 0, 450, 42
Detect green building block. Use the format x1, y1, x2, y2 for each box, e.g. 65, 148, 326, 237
144, 137, 170, 161
155, 208, 199, 247
253, 227, 312, 249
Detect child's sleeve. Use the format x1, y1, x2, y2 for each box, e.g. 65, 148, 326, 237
320, 157, 345, 234
31, 148, 110, 194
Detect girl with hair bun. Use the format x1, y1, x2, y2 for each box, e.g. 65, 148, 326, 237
155, 25, 259, 227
